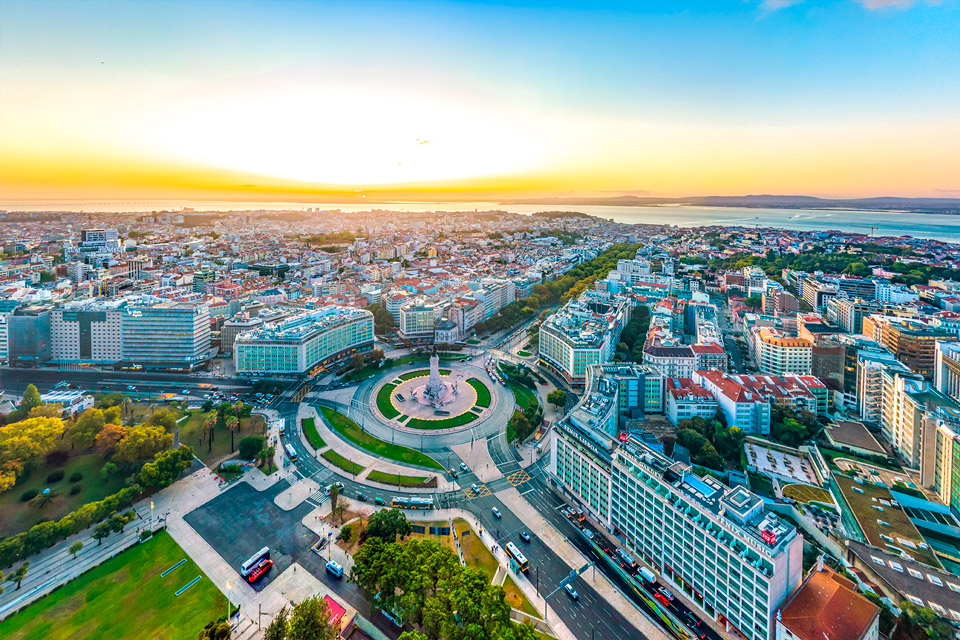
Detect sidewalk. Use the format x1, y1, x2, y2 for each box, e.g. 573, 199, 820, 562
450, 441, 503, 482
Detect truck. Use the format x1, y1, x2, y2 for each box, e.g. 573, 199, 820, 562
639, 566, 656, 583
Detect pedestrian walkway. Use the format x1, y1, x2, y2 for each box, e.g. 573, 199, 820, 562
450, 441, 503, 482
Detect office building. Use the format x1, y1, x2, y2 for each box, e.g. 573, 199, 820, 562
51, 300, 124, 364
666, 377, 718, 425
221, 315, 264, 355
611, 441, 803, 640
874, 317, 957, 380
398, 298, 444, 341
121, 300, 210, 371
7, 305, 51, 366
235, 305, 373, 375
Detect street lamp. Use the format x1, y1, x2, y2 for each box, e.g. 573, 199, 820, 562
225, 581, 232, 622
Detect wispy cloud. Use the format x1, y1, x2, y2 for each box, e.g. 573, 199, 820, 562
761, 0, 803, 11
856, 0, 940, 9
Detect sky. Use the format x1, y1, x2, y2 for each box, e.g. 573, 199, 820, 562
0, 0, 958, 203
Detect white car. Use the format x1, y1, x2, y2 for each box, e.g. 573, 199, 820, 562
492, 507, 501, 519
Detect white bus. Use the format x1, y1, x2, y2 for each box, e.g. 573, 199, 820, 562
505, 541, 529, 572
284, 443, 298, 462
240, 547, 271, 577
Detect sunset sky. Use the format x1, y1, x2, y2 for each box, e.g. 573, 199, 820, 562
1, 0, 958, 203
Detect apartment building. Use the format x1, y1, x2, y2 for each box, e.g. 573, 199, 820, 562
775, 564, 879, 640
930, 415, 960, 515
881, 371, 958, 469
539, 290, 629, 387
826, 297, 882, 334
872, 317, 957, 380
234, 305, 373, 375
935, 340, 960, 403
398, 298, 444, 341
666, 377, 719, 425
611, 442, 803, 640
693, 370, 772, 434
751, 327, 813, 376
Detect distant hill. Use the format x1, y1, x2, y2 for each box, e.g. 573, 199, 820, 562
503, 194, 960, 213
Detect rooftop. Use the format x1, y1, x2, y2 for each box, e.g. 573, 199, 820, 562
778, 567, 879, 640
235, 305, 371, 344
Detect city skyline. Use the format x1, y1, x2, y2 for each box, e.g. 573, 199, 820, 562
1, 0, 959, 202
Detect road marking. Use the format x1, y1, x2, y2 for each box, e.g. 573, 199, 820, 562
506, 470, 531, 486
519, 488, 534, 496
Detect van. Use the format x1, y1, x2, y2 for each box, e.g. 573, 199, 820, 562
326, 560, 344, 578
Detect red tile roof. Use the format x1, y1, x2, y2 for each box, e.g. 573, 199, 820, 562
779, 569, 878, 640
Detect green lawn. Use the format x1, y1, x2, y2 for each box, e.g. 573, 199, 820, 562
467, 378, 491, 407
302, 417, 326, 449
1, 454, 129, 538
0, 531, 224, 640
397, 369, 451, 381
511, 384, 540, 415
366, 470, 429, 486
178, 410, 266, 465
406, 412, 479, 430
319, 407, 443, 470
321, 449, 365, 475
376, 383, 401, 419
517, 351, 532, 358
466, 339, 481, 345
748, 472, 776, 498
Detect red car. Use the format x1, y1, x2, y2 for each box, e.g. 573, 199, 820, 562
654, 593, 671, 607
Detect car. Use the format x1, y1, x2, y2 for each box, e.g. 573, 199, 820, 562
492, 507, 501, 519
654, 593, 671, 607
564, 584, 579, 600
460, 463, 469, 472
658, 587, 674, 601
325, 560, 344, 578
519, 531, 531, 543
449, 468, 458, 478
374, 497, 385, 505
126, 385, 137, 391
356, 493, 367, 502
471, 483, 480, 493
182, 389, 190, 395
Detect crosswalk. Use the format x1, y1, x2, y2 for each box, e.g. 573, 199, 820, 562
306, 489, 329, 508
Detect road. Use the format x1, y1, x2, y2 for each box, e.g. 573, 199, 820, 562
0, 367, 254, 396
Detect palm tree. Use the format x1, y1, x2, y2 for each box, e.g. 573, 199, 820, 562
203, 415, 216, 453
226, 416, 240, 452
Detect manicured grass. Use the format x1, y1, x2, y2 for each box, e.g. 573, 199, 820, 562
366, 470, 429, 486
511, 384, 540, 415
322, 449, 365, 475
818, 446, 902, 472
503, 574, 541, 619
748, 472, 776, 499
517, 350, 532, 358
406, 411, 479, 430
1, 454, 129, 538
319, 407, 443, 470
179, 410, 266, 465
397, 368, 451, 381
302, 417, 326, 449
467, 378, 492, 407
376, 383, 401, 419
782, 483, 833, 504
454, 518, 499, 579
0, 530, 224, 640
466, 339, 481, 345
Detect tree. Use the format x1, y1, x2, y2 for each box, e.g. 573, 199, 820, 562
546, 389, 567, 409
238, 435, 264, 460
29, 404, 64, 419
263, 606, 289, 640
69, 540, 83, 558
226, 416, 240, 452
93, 521, 112, 545
0, 569, 4, 595
896, 601, 955, 640
95, 422, 127, 453
68, 408, 106, 448
138, 446, 193, 488
287, 594, 337, 640
102, 406, 121, 425
329, 483, 340, 518
145, 408, 178, 432
196, 621, 231, 640
100, 461, 118, 481
113, 424, 173, 463
363, 508, 411, 543
0, 416, 65, 491
743, 295, 762, 310
202, 399, 214, 413
21, 384, 43, 414
11, 562, 29, 589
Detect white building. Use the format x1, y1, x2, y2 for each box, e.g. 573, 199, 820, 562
666, 377, 719, 425
121, 300, 211, 371
398, 299, 444, 341
234, 305, 373, 375
611, 441, 803, 640
751, 327, 812, 376
935, 340, 960, 403
50, 300, 125, 364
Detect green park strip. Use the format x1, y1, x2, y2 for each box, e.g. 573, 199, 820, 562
406, 411, 479, 430
376, 383, 401, 419
466, 378, 491, 407
319, 407, 443, 470
321, 449, 365, 475
516, 350, 532, 357
397, 368, 452, 381
0, 531, 223, 640
511, 383, 540, 415
302, 417, 326, 449
367, 469, 429, 486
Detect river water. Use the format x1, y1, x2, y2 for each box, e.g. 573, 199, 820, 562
3, 200, 958, 242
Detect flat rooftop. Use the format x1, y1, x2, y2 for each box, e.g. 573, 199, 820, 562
236, 305, 370, 344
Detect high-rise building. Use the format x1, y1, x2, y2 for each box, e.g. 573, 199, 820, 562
611, 441, 803, 640
51, 300, 124, 364
935, 340, 960, 403
539, 290, 629, 387
931, 415, 960, 515
121, 301, 211, 371
751, 327, 812, 376
881, 371, 958, 469
398, 298, 444, 341
234, 306, 373, 375
874, 317, 957, 380
7, 305, 51, 366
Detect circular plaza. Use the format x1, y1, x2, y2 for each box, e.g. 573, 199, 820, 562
372, 360, 495, 432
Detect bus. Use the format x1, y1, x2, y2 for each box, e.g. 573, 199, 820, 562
240, 547, 271, 577
391, 496, 434, 510
505, 542, 529, 573
284, 443, 298, 462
